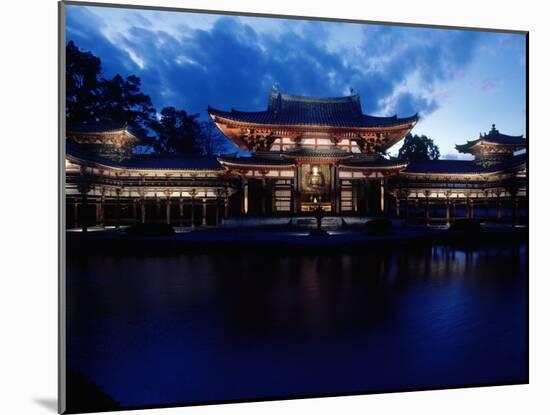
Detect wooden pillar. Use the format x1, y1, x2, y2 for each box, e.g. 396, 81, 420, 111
84, 192, 89, 232
224, 196, 229, 219
179, 197, 184, 225
95, 201, 101, 225
191, 196, 195, 228
364, 179, 369, 215
445, 199, 451, 225
465, 197, 470, 219
512, 193, 518, 227
165, 196, 171, 224
470, 199, 475, 219
451, 200, 456, 221
215, 198, 220, 226
424, 195, 430, 224
497, 194, 502, 220
292, 185, 300, 214
99, 196, 105, 227
352, 181, 358, 213
202, 198, 207, 226
132, 199, 137, 224
485, 195, 490, 222
395, 198, 401, 217
414, 198, 419, 222
292, 180, 298, 214
334, 167, 340, 214
140, 196, 146, 224
76, 184, 90, 232
155, 196, 161, 221
380, 178, 385, 214
261, 178, 267, 216
293, 167, 301, 214
115, 190, 121, 229
242, 178, 249, 215
73, 199, 78, 229
330, 165, 335, 211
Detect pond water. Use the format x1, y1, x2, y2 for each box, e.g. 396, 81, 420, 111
66, 241, 527, 410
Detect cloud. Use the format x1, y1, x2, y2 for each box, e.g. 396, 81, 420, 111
65, 6, 481, 121
384, 92, 438, 118
66, 6, 141, 75
354, 25, 481, 116
126, 11, 152, 28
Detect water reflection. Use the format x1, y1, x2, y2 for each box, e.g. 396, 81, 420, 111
67, 242, 527, 409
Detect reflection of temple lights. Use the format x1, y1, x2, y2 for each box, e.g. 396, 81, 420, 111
67, 225, 127, 233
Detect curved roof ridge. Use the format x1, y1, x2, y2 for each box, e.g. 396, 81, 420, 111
363, 113, 417, 121
273, 91, 360, 104
456, 130, 526, 154
483, 132, 525, 141
208, 89, 418, 128
209, 107, 268, 116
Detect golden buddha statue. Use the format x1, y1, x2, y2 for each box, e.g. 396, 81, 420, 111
306, 165, 325, 193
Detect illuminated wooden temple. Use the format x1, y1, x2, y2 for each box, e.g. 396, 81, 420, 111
65, 124, 240, 229
455, 124, 526, 167
65, 88, 527, 229
393, 125, 526, 223
208, 87, 417, 215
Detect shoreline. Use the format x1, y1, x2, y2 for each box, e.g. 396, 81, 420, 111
66, 224, 527, 255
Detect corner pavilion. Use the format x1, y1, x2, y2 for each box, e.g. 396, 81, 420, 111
65, 88, 527, 229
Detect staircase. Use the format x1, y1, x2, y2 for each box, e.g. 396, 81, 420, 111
291, 217, 341, 230
321, 217, 340, 230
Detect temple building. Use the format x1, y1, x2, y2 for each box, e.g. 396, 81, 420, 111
65, 88, 527, 229
455, 124, 526, 167
65, 124, 238, 229
208, 87, 417, 215
393, 123, 526, 223
66, 123, 139, 161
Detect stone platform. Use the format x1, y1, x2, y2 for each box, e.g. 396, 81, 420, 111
221, 216, 378, 230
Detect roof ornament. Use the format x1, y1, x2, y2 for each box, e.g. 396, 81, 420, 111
349, 87, 355, 95
271, 82, 280, 93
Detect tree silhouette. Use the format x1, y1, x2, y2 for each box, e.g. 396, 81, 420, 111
398, 133, 440, 162
197, 119, 227, 155
66, 41, 155, 140
149, 107, 202, 154
66, 41, 103, 124
96, 74, 155, 139
66, 41, 226, 155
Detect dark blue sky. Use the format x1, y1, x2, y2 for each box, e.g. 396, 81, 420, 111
66, 5, 526, 158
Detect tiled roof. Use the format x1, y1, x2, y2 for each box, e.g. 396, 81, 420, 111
66, 141, 222, 170
219, 154, 295, 166
404, 153, 527, 174
123, 155, 222, 170
67, 122, 134, 135
209, 91, 418, 128
456, 124, 526, 153
66, 140, 118, 165
66, 141, 527, 175
282, 147, 352, 158
339, 156, 407, 168
404, 160, 486, 174
486, 152, 527, 172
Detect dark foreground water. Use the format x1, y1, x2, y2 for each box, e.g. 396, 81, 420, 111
66, 241, 527, 410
